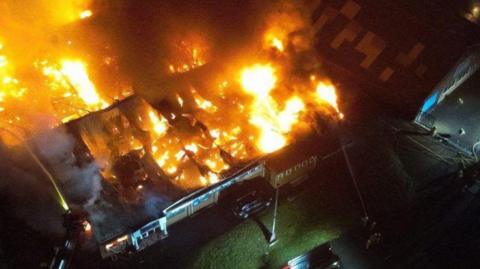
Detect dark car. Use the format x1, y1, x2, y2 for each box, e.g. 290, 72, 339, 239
232, 191, 272, 219
282, 243, 341, 269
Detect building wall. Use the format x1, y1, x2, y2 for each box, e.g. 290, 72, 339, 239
416, 47, 480, 156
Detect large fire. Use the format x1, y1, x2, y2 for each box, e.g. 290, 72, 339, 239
59, 60, 106, 108
40, 59, 111, 122
0, 1, 343, 201
240, 64, 305, 153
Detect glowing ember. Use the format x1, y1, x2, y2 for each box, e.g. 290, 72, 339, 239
148, 110, 168, 137
205, 127, 249, 160
185, 143, 199, 153
79, 10, 93, 19
210, 129, 220, 139
270, 37, 284, 52
200, 172, 220, 186
83, 221, 92, 232
167, 35, 208, 74
201, 149, 230, 172
176, 93, 184, 107
207, 172, 219, 184
191, 88, 217, 113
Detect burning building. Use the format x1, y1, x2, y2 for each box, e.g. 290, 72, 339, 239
26, 85, 342, 258
31, 69, 343, 257
24, 53, 344, 257
0, 0, 346, 260
47, 95, 341, 258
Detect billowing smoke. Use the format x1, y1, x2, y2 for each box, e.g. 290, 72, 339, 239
97, 0, 269, 97
33, 127, 102, 208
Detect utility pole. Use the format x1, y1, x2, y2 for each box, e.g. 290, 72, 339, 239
269, 185, 279, 246
338, 120, 369, 224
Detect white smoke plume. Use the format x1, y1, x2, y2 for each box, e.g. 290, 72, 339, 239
33, 127, 102, 208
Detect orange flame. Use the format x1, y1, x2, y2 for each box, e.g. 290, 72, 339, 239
315, 81, 343, 118
270, 37, 284, 52
240, 64, 276, 100
60, 60, 105, 108
79, 10, 93, 19
148, 110, 168, 137
240, 64, 305, 153
0, 3, 345, 195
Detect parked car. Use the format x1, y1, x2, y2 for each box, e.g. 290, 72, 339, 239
232, 191, 272, 219
282, 242, 341, 269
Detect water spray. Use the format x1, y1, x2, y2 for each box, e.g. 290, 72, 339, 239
0, 127, 70, 211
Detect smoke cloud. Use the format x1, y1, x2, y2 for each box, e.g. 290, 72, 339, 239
0, 124, 103, 238
33, 127, 102, 208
